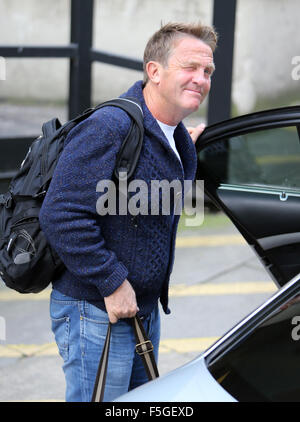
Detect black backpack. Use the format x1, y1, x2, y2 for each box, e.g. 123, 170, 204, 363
0, 97, 144, 294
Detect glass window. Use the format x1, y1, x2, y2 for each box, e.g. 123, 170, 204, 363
207, 294, 300, 402
199, 126, 300, 190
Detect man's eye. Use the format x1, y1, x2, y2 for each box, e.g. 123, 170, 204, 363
184, 65, 196, 70
205, 67, 215, 76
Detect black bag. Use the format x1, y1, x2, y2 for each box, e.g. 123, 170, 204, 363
0, 98, 144, 294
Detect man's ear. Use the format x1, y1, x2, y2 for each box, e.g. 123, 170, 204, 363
145, 61, 162, 85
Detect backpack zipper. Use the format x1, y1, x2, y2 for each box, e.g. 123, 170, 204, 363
11, 216, 38, 228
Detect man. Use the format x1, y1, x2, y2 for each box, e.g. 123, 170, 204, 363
39, 22, 217, 402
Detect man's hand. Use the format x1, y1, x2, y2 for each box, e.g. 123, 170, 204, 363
104, 279, 139, 324
187, 123, 206, 144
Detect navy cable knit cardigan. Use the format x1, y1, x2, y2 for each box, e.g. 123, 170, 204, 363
39, 81, 197, 317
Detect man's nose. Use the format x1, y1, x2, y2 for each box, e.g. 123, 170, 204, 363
192, 68, 207, 85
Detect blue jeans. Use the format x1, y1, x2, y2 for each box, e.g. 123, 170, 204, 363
50, 289, 160, 402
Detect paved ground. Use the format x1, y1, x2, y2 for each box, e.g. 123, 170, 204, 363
0, 103, 277, 402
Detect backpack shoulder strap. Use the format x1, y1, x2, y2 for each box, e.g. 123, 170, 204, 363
94, 97, 144, 182
42, 118, 62, 138
94, 97, 143, 129
68, 97, 144, 182
42, 97, 144, 190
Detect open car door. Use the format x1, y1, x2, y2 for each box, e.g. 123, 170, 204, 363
196, 106, 300, 288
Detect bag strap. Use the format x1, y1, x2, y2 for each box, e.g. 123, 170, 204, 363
43, 97, 144, 189
91, 314, 159, 402
70, 97, 144, 180
94, 97, 144, 182
91, 322, 112, 402
132, 315, 160, 380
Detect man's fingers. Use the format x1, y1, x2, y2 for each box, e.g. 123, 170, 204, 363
108, 313, 119, 324
120, 304, 139, 318
108, 308, 138, 324
107, 303, 139, 324
187, 123, 206, 144
104, 279, 139, 323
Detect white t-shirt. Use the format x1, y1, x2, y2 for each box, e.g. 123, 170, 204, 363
156, 119, 182, 164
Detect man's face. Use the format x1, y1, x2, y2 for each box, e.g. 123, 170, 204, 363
156, 36, 214, 121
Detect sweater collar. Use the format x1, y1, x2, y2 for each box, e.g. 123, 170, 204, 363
121, 80, 197, 181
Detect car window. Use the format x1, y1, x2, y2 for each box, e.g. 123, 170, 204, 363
207, 293, 300, 402
199, 126, 300, 191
